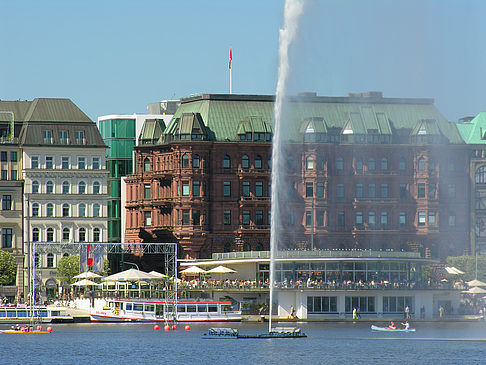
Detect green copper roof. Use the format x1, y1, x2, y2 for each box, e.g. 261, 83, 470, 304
456, 112, 486, 144
161, 93, 465, 144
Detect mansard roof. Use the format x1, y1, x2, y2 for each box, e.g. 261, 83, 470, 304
159, 93, 465, 144
0, 98, 105, 147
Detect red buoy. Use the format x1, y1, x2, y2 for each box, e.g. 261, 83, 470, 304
164, 325, 171, 331
154, 324, 159, 331
37, 325, 43, 331
172, 324, 178, 330
46, 326, 53, 332
185, 325, 191, 331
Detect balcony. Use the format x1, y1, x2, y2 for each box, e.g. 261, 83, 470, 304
237, 168, 270, 177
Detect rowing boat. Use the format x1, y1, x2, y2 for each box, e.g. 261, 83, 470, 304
371, 325, 416, 332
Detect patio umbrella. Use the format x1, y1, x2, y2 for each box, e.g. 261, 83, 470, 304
207, 265, 236, 274
467, 279, 486, 287
72, 279, 99, 286
462, 286, 486, 294
102, 268, 156, 282
148, 271, 168, 279
445, 267, 465, 275
74, 271, 102, 279
180, 266, 207, 274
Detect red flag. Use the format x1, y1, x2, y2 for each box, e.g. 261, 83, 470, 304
229, 48, 232, 69
87, 244, 94, 266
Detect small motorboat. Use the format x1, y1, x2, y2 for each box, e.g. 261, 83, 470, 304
371, 324, 416, 332
202, 326, 307, 339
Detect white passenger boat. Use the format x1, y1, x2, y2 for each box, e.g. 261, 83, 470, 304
0, 306, 72, 324
90, 299, 242, 323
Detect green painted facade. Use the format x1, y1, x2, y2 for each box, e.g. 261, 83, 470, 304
98, 118, 136, 242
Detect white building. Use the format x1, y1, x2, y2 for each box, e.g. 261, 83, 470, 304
19, 98, 108, 300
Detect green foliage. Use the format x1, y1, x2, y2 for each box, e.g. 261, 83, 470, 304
446, 255, 486, 282
0, 251, 16, 286
56, 255, 80, 285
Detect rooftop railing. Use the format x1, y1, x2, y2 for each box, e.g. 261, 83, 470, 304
212, 249, 421, 261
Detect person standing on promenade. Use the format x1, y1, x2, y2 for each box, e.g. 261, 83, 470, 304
352, 307, 357, 319
405, 305, 410, 319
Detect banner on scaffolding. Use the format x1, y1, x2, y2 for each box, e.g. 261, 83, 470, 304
80, 244, 104, 273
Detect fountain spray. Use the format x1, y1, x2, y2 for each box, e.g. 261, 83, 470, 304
269, 0, 304, 333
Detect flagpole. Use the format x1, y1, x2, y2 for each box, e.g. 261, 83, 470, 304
229, 47, 233, 94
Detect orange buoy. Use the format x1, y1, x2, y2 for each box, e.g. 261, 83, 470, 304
46, 326, 53, 332
37, 325, 43, 331
164, 325, 171, 331
185, 325, 191, 331
154, 324, 160, 331
172, 324, 178, 330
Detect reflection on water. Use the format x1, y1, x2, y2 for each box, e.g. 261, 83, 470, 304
3, 322, 486, 365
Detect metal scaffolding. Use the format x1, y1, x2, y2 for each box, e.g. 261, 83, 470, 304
31, 242, 178, 319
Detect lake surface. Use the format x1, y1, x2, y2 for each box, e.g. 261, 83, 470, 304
2, 321, 486, 364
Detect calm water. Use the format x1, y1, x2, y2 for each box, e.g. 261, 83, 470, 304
2, 321, 486, 365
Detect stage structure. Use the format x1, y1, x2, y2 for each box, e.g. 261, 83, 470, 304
30, 242, 178, 317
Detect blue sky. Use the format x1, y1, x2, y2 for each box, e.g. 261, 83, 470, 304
1, 0, 486, 122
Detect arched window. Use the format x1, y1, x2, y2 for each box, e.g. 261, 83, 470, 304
418, 157, 425, 171
62, 203, 69, 217
256, 243, 264, 251
476, 166, 486, 184
47, 253, 54, 268
306, 156, 314, 170
32, 203, 39, 217
63, 252, 69, 257
255, 155, 262, 169
79, 203, 86, 217
144, 157, 151, 172
243, 243, 251, 252
356, 158, 363, 171
193, 154, 200, 168
35, 253, 40, 268
32, 228, 40, 242
381, 157, 388, 170
182, 154, 189, 168
46, 203, 54, 217
368, 158, 376, 170
93, 204, 100, 217
32, 180, 39, 194
79, 181, 86, 194
78, 228, 86, 242
223, 155, 231, 169
46, 228, 54, 242
46, 181, 54, 194
93, 228, 100, 242
242, 155, 249, 169
93, 181, 100, 194
399, 157, 406, 171
62, 181, 70, 194
62, 228, 70, 241
223, 242, 231, 252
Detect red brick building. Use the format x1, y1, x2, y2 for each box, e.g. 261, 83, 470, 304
125, 93, 471, 260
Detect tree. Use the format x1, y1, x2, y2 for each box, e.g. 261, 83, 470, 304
56, 255, 80, 285
446, 255, 486, 282
0, 250, 16, 286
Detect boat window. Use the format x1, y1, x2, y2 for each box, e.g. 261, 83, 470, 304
197, 304, 207, 313
40, 310, 48, 317
51, 311, 60, 316
17, 310, 28, 317
133, 304, 144, 311
222, 304, 232, 312
145, 304, 154, 312
119, 303, 124, 310
186, 305, 196, 312
126, 303, 132, 311
0, 310, 5, 317
208, 305, 218, 313
177, 305, 186, 313
7, 311, 16, 317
